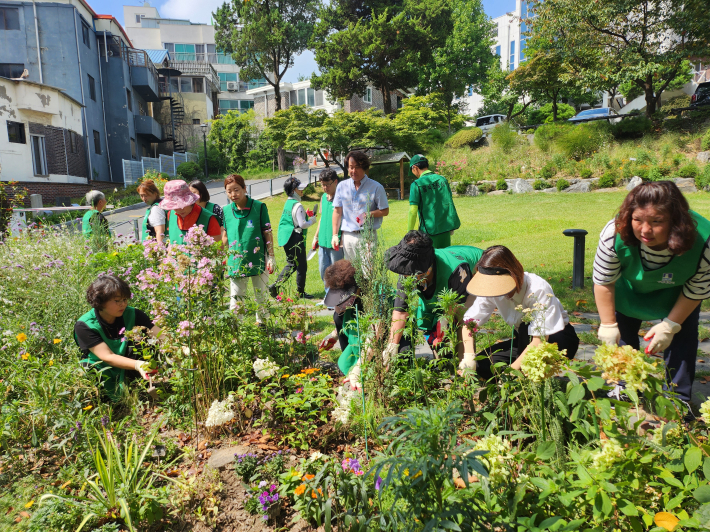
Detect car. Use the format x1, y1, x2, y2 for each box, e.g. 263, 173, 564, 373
690, 82, 710, 107
568, 107, 621, 124
474, 114, 507, 135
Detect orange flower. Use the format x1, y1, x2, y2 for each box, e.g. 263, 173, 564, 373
311, 488, 323, 499
294, 484, 307, 496
302, 474, 315, 481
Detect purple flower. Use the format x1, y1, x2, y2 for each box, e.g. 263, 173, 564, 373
375, 476, 383, 491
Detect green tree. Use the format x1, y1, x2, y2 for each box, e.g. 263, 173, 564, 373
263, 105, 329, 164
529, 0, 710, 117
208, 110, 257, 172
415, 0, 496, 132
392, 93, 465, 152
213, 0, 318, 169
509, 51, 571, 122
480, 60, 539, 121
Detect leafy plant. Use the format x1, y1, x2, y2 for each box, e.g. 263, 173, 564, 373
496, 178, 508, 191
490, 122, 518, 153
556, 122, 612, 161
539, 162, 557, 180
579, 166, 593, 179
444, 127, 483, 149
176, 161, 202, 179
556, 178, 570, 191
678, 163, 699, 178
533, 179, 550, 190
598, 171, 617, 188
610, 116, 652, 139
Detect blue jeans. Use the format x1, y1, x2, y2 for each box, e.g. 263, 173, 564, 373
617, 306, 700, 402
318, 245, 344, 294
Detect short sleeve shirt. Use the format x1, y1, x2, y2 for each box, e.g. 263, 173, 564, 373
332, 176, 389, 232
393, 263, 473, 313
147, 204, 166, 228
74, 308, 154, 357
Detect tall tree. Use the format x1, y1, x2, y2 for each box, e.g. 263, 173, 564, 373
480, 60, 539, 121
509, 51, 570, 122
529, 0, 710, 117
416, 0, 496, 131
213, 0, 318, 169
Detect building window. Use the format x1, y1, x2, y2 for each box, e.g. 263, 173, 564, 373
495, 45, 501, 56
69, 130, 79, 153
180, 78, 192, 93
0, 63, 24, 78
126, 89, 132, 111
307, 88, 315, 107
192, 118, 201, 125
81, 21, 90, 48
93, 130, 101, 154
7, 121, 25, 143
218, 99, 254, 114
130, 137, 136, 159
192, 77, 204, 93
163, 43, 174, 54
195, 44, 204, 61
219, 72, 238, 91
0, 7, 20, 30
30, 135, 47, 175
88, 74, 96, 101
363, 87, 372, 104
174, 44, 196, 61
135, 14, 145, 24
510, 41, 515, 71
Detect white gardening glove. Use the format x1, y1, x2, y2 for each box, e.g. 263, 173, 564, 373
345, 358, 362, 391
459, 352, 476, 372
382, 342, 399, 366
644, 318, 681, 354
266, 255, 275, 275
331, 234, 340, 250
134, 360, 157, 380
319, 329, 338, 351
597, 323, 621, 345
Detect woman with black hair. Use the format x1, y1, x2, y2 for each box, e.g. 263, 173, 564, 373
74, 275, 161, 401
270, 177, 317, 299
189, 180, 224, 227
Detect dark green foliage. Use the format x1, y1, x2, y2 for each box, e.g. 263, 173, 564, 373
197, 141, 229, 176
648, 166, 664, 181
696, 164, 710, 189
556, 178, 570, 191
533, 179, 550, 190
176, 161, 202, 179
478, 182, 494, 193
598, 171, 617, 188
539, 162, 557, 180
610, 116, 652, 139
556, 122, 612, 160
579, 166, 593, 179
534, 123, 570, 152
702, 129, 710, 151
678, 164, 699, 178
25, 497, 88, 532
444, 127, 483, 148
455, 178, 472, 195
529, 102, 576, 125
496, 178, 508, 190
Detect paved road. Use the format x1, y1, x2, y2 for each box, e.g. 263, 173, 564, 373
105, 165, 339, 237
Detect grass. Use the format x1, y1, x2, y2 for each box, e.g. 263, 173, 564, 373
262, 189, 710, 312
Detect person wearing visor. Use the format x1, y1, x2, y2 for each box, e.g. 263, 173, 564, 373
407, 154, 460, 249
319, 260, 364, 390
383, 231, 483, 368
270, 177, 317, 299
311, 169, 344, 296
463, 245, 579, 380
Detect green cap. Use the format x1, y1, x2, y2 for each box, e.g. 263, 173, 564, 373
408, 154, 428, 177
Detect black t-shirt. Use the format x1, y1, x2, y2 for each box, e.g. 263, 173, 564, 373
74, 308, 154, 357
393, 262, 473, 313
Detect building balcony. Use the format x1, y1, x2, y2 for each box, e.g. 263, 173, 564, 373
135, 115, 163, 142
128, 50, 161, 102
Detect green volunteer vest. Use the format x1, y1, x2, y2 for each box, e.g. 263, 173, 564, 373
614, 210, 710, 320
337, 306, 361, 376
319, 194, 340, 249
166, 205, 216, 246
74, 307, 136, 402
203, 202, 222, 226
224, 198, 266, 278
82, 210, 101, 238
141, 200, 166, 242
277, 198, 309, 246
416, 246, 483, 331
412, 171, 461, 236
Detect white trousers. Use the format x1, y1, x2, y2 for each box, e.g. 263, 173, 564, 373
230, 272, 269, 323
342, 231, 363, 262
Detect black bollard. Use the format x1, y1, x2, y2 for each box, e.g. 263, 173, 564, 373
562, 229, 588, 289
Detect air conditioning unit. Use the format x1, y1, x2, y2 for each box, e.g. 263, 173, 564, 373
226, 81, 238, 91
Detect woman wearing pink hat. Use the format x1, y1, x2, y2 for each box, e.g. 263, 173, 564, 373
160, 180, 221, 244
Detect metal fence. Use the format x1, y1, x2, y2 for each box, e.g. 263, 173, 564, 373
122, 152, 198, 185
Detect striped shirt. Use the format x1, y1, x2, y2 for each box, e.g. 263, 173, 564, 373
592, 219, 710, 300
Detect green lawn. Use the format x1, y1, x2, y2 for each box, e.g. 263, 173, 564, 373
261, 190, 710, 313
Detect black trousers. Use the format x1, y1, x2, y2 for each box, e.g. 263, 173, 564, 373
475, 322, 580, 381
617, 306, 699, 402
275, 231, 307, 294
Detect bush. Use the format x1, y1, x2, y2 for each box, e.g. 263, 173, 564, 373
677, 164, 699, 178
539, 162, 557, 180
579, 166, 593, 179
533, 179, 550, 190
526, 128, 535, 134
176, 161, 202, 179
598, 171, 617, 188
478, 182, 494, 193
528, 102, 576, 125
534, 123, 571, 152
557, 122, 612, 160
610, 116, 652, 139
648, 167, 664, 181
695, 165, 710, 189
444, 127, 483, 149
702, 129, 710, 151
496, 178, 508, 190
556, 178, 570, 191
660, 95, 691, 115
490, 122, 518, 153
455, 178, 472, 195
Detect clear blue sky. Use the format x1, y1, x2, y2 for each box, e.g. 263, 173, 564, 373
91, 0, 516, 82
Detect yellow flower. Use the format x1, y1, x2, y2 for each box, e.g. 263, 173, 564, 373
53, 338, 62, 344
112, 252, 119, 257
21, 354, 29, 360
24, 500, 34, 509
282, 374, 290, 379
16, 333, 27, 342
49, 360, 54, 366
83, 405, 93, 411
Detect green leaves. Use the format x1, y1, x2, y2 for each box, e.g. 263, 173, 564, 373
536, 441, 556, 460
685, 447, 703, 474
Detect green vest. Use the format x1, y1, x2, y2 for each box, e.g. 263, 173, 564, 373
203, 202, 222, 226
319, 194, 340, 249
74, 307, 136, 402
141, 200, 166, 242
224, 198, 267, 278
412, 171, 460, 236
337, 306, 361, 376
166, 205, 216, 246
277, 198, 309, 246
82, 210, 104, 238
416, 246, 483, 331
614, 210, 710, 320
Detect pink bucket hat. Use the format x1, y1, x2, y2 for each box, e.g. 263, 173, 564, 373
160, 180, 198, 210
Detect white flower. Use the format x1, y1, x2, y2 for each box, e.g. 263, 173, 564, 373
253, 358, 279, 380
205, 395, 235, 428
472, 434, 513, 484
308, 451, 325, 462
331, 385, 358, 425
591, 438, 625, 469
700, 399, 710, 425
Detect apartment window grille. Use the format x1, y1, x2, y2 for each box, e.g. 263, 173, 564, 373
180, 78, 192, 93
192, 77, 204, 93
193, 119, 201, 124
130, 137, 136, 159
510, 41, 516, 71
69, 130, 79, 153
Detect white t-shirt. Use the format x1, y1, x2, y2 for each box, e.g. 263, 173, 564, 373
147, 204, 166, 228
463, 272, 569, 337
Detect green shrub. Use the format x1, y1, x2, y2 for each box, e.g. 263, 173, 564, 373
634, 149, 654, 165
557, 122, 612, 160
490, 122, 519, 153
702, 129, 710, 151
648, 167, 664, 181
478, 182, 494, 193
695, 165, 710, 189
444, 127, 483, 149
677, 164, 699, 178
556, 178, 570, 191
660, 95, 691, 114
176, 161, 202, 179
610, 116, 652, 139
529, 102, 577, 124
534, 123, 570, 152
598, 171, 617, 188
455, 178, 472, 195
496, 178, 508, 190
579, 166, 593, 179
526, 128, 535, 134
671, 153, 685, 167
539, 162, 557, 180
533, 179, 550, 190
